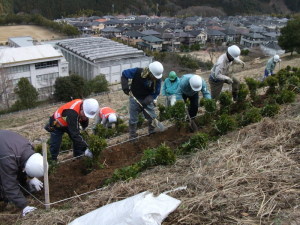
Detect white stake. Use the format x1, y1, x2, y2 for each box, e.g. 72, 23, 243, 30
42, 141, 50, 210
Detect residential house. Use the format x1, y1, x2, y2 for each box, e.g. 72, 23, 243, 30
174, 31, 196, 46
137, 35, 163, 51
101, 27, 122, 38
121, 31, 145, 46
260, 41, 285, 56
206, 29, 226, 43
240, 32, 266, 48
140, 30, 161, 37
187, 30, 207, 44
160, 32, 180, 52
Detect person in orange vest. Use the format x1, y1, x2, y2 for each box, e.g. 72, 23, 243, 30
44, 98, 99, 161
95, 107, 118, 129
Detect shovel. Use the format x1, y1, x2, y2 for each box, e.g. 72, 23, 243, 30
129, 93, 165, 132
185, 106, 198, 132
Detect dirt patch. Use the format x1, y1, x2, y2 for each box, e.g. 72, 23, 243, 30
0, 25, 64, 44
35, 126, 193, 204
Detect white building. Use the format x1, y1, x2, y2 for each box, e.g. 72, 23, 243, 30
0, 44, 69, 105
56, 37, 152, 84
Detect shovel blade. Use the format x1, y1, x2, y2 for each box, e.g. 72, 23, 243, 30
152, 119, 166, 132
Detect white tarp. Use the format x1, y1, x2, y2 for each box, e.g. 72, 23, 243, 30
69, 191, 181, 225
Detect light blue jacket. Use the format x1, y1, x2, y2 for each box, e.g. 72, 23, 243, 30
265, 57, 278, 74
162, 77, 181, 98
177, 74, 211, 99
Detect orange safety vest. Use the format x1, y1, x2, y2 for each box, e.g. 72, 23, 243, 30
53, 99, 83, 127
99, 107, 116, 119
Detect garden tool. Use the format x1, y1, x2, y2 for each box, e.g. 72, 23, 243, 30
185, 105, 198, 132
129, 92, 165, 132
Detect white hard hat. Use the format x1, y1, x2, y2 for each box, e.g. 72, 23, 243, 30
25, 153, 44, 178
274, 55, 281, 62
149, 61, 164, 79
108, 113, 117, 123
189, 75, 203, 91
227, 45, 241, 59
83, 98, 99, 118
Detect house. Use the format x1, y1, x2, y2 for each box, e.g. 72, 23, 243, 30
240, 32, 266, 48
0, 45, 68, 105
187, 30, 207, 44
174, 31, 196, 46
206, 29, 226, 43
121, 31, 145, 46
160, 32, 180, 52
260, 41, 285, 56
137, 35, 163, 51
140, 30, 161, 37
101, 27, 122, 38
222, 28, 240, 43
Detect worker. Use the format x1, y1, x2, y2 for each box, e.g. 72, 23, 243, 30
177, 74, 211, 119
95, 107, 118, 129
121, 61, 163, 139
162, 71, 181, 106
0, 130, 45, 216
44, 98, 99, 161
263, 54, 281, 79
209, 45, 245, 100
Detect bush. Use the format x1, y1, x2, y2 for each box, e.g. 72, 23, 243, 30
287, 76, 300, 92
245, 77, 260, 100
276, 89, 296, 104
200, 98, 217, 114
105, 163, 141, 184
241, 49, 249, 56
87, 75, 109, 93
239, 107, 262, 126
85, 134, 107, 170
261, 104, 280, 117
219, 91, 233, 114
140, 143, 176, 169
60, 134, 72, 151
179, 132, 209, 154
265, 76, 278, 95
215, 114, 237, 135
169, 101, 186, 128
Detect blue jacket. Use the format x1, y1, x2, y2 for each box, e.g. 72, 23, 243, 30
177, 74, 211, 99
162, 77, 181, 98
122, 68, 161, 99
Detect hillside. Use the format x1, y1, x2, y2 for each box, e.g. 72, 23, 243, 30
0, 0, 300, 18
0, 53, 299, 224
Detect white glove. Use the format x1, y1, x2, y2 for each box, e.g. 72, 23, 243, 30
84, 149, 93, 158
225, 78, 233, 84
153, 99, 157, 106
28, 178, 43, 192
22, 206, 37, 217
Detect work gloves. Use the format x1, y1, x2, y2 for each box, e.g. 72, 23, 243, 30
123, 88, 130, 95
84, 149, 93, 158
28, 178, 43, 192
224, 78, 233, 84
22, 206, 37, 217
142, 95, 154, 107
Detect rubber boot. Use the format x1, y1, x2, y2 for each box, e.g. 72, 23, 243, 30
148, 120, 156, 135
129, 123, 138, 139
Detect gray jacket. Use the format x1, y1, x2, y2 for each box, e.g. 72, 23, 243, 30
0, 130, 34, 209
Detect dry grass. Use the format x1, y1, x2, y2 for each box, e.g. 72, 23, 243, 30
18, 100, 300, 225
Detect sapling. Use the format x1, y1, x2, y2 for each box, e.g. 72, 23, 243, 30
214, 114, 237, 135
198, 98, 217, 125
169, 100, 186, 129
233, 84, 250, 112
179, 132, 209, 154
287, 76, 300, 93
265, 76, 278, 95
261, 104, 280, 117
85, 134, 107, 170
218, 91, 233, 114
239, 107, 262, 126
276, 89, 296, 104
245, 77, 260, 101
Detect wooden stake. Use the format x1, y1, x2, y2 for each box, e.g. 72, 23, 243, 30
42, 141, 50, 210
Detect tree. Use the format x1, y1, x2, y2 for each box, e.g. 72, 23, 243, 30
54, 74, 91, 101
278, 16, 300, 56
0, 65, 12, 108
88, 74, 109, 94
14, 77, 38, 109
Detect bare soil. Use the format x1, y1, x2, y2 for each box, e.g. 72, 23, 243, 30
0, 25, 64, 44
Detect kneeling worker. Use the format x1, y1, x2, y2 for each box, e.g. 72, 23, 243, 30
0, 130, 45, 216
95, 106, 118, 129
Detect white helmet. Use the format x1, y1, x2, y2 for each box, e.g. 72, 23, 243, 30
83, 98, 99, 118
189, 75, 203, 91
108, 113, 117, 123
25, 153, 44, 178
227, 45, 241, 59
274, 55, 281, 62
149, 61, 164, 79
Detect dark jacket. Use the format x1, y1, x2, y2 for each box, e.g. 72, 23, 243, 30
121, 67, 161, 100
0, 130, 34, 209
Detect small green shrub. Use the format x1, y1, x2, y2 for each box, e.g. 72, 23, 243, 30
105, 163, 141, 184
239, 107, 262, 126
169, 101, 186, 128
276, 89, 296, 104
179, 132, 209, 154
265, 76, 279, 95
245, 77, 260, 100
261, 104, 280, 117
200, 98, 217, 114
219, 91, 233, 114
215, 114, 237, 135
60, 134, 72, 151
241, 49, 249, 56
276, 69, 288, 90
137, 113, 145, 128
287, 76, 300, 93
236, 83, 249, 103
85, 134, 107, 170
140, 143, 176, 169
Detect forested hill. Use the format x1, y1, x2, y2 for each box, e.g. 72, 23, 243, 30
0, 0, 300, 19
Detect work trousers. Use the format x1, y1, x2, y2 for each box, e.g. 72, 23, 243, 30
209, 76, 240, 99
182, 92, 199, 118
129, 97, 156, 138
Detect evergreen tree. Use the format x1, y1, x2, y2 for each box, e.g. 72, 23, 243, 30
14, 77, 38, 109
278, 16, 300, 55
88, 74, 109, 94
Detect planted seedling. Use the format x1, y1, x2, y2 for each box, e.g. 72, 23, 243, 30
218, 91, 233, 114
178, 132, 209, 154
276, 89, 296, 104
265, 76, 278, 95
239, 107, 262, 127
261, 104, 280, 117
214, 114, 237, 135
245, 77, 260, 101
